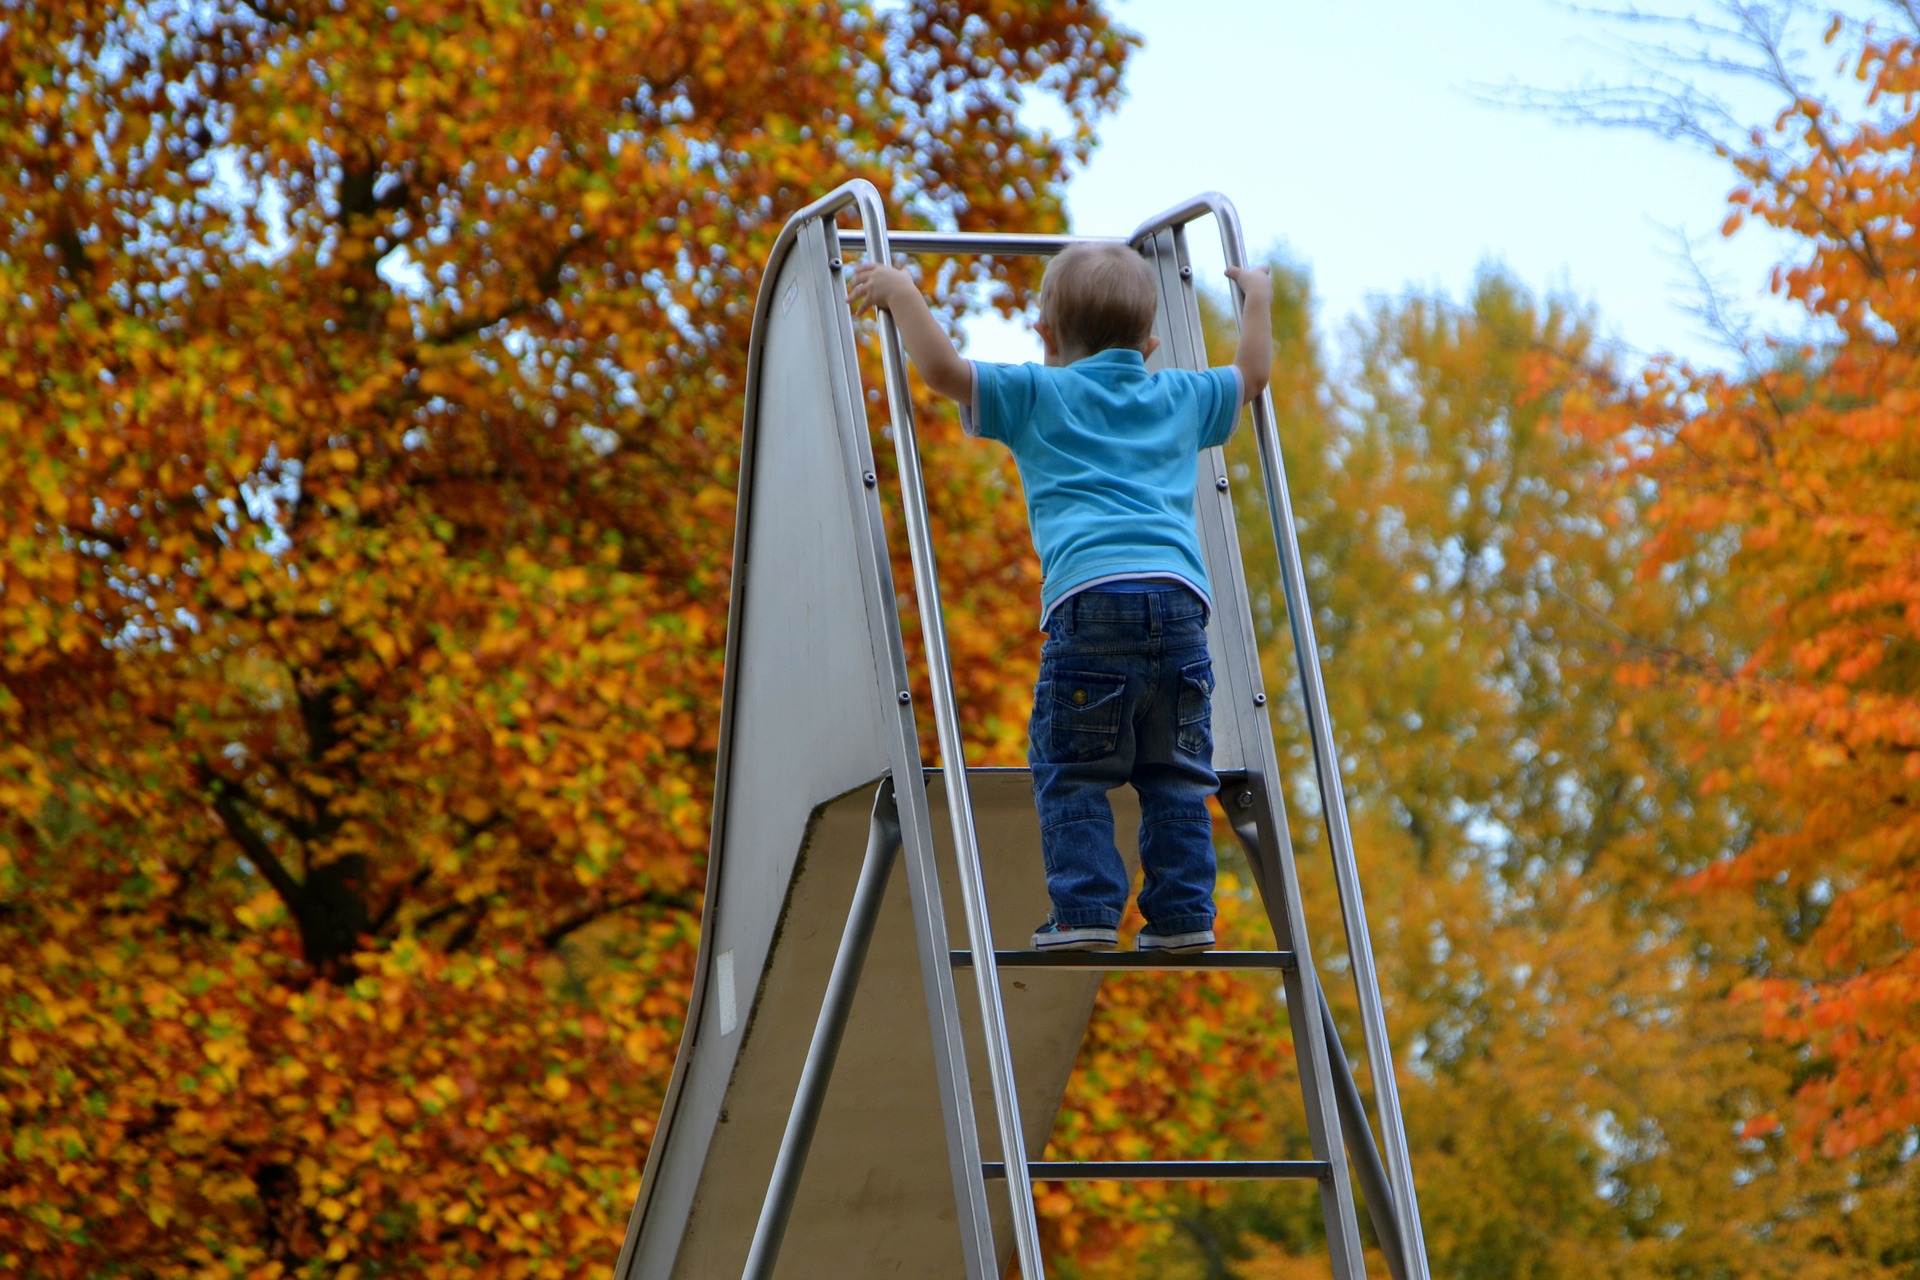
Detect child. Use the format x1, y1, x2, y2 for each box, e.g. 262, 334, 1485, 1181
850, 244, 1272, 953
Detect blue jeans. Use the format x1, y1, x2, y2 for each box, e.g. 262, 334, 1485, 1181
1028, 584, 1218, 934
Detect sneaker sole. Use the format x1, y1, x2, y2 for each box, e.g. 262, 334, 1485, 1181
1032, 933, 1119, 952
1136, 933, 1215, 954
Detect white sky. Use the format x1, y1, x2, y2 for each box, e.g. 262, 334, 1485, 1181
960, 0, 1825, 367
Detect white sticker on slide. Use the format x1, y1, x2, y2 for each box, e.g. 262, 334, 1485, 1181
717, 949, 738, 1037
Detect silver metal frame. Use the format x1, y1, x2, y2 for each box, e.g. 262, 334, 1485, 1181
624, 182, 1428, 1280
615, 178, 1004, 1280
742, 782, 903, 1280
838, 230, 1121, 256
1128, 193, 1431, 1280
1129, 219, 1368, 1279
831, 182, 1007, 1280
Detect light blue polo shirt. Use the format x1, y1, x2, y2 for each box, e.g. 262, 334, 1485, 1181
963, 349, 1242, 626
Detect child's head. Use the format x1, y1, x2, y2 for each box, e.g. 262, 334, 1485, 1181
1038, 243, 1159, 363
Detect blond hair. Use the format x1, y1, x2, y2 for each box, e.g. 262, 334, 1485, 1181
1039, 243, 1159, 357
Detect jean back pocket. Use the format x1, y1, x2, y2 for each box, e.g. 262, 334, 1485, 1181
1176, 658, 1215, 756
1041, 670, 1127, 764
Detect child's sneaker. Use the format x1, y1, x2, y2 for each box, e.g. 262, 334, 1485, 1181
1031, 918, 1119, 951
1136, 926, 1215, 954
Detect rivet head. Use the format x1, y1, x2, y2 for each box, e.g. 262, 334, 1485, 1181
830, 257, 844, 272
1072, 689, 1088, 706
1253, 692, 1267, 706
1237, 791, 1255, 809
1179, 265, 1193, 280
898, 690, 911, 704
1215, 476, 1229, 491
863, 470, 877, 487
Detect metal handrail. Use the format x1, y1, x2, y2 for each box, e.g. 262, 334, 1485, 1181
837, 182, 1049, 1280
839, 229, 1126, 257
1127, 191, 1431, 1280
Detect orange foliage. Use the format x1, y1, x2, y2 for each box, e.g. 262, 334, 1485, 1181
0, 3, 1133, 1275
1592, 14, 1920, 1161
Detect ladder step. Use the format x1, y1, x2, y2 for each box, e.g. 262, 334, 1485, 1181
984, 1160, 1330, 1182
950, 949, 1296, 972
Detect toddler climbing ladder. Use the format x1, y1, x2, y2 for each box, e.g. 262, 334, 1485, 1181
609, 181, 1431, 1280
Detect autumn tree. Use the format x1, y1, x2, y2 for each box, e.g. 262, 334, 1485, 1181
1295, 267, 1903, 1279
0, 3, 1134, 1276
1563, 0, 1920, 1170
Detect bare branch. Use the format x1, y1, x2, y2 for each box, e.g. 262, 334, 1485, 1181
1476, 1, 1841, 157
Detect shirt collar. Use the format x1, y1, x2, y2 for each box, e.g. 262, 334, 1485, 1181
1068, 348, 1147, 371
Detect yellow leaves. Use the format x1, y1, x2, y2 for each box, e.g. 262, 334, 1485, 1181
370, 630, 400, 666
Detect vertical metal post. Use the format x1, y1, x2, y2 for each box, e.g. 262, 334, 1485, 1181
1223, 808, 1405, 1280
1141, 228, 1367, 1280
1130, 193, 1431, 1280
817, 191, 997, 1280
1320, 993, 1409, 1280
742, 782, 903, 1280
846, 186, 1048, 1280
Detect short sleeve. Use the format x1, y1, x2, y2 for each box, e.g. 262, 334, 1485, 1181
1197, 366, 1244, 449
965, 360, 1041, 446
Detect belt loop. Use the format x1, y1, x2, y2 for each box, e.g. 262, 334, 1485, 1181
1065, 593, 1078, 637
1147, 587, 1160, 638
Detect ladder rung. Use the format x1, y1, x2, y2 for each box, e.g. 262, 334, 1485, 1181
985, 1160, 1330, 1182
951, 950, 1296, 972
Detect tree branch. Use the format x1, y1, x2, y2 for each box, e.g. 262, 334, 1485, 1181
206, 774, 305, 909
419, 235, 585, 347
540, 888, 699, 950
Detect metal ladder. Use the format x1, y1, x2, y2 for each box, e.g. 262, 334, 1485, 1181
729, 182, 1432, 1280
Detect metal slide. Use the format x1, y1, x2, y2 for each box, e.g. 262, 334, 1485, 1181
609, 182, 1431, 1280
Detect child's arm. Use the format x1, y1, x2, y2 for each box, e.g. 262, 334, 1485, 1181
849, 263, 975, 403
1224, 265, 1274, 405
